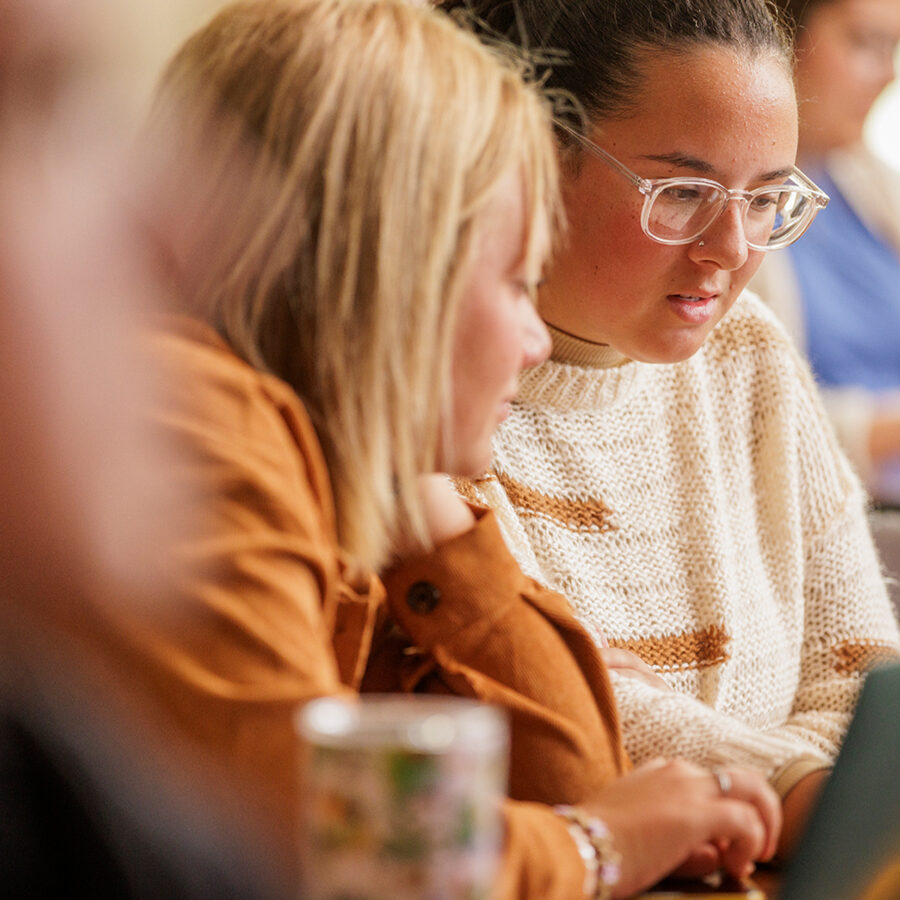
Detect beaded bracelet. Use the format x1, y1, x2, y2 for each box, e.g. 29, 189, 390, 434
554, 805, 622, 900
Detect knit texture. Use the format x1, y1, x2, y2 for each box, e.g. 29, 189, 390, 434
459, 291, 900, 783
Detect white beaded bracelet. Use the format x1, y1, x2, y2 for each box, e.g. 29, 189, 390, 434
554, 805, 622, 900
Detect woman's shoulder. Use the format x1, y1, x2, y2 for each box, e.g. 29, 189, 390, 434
828, 144, 900, 251
712, 287, 789, 335
699, 292, 864, 502
691, 290, 835, 428
143, 314, 326, 478
146, 316, 307, 421
147, 315, 285, 391
829, 143, 900, 196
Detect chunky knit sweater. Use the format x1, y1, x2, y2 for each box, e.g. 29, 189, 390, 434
459, 291, 900, 795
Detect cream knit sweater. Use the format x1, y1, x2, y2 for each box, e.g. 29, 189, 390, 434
460, 291, 900, 794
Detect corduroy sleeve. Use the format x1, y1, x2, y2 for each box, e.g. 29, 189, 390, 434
495, 801, 589, 899
381, 508, 629, 807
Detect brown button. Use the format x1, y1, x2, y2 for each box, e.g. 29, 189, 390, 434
406, 581, 441, 614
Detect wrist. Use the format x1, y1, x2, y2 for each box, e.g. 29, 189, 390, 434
776, 769, 829, 860
554, 805, 622, 900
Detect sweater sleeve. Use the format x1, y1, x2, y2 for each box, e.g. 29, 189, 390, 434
780, 373, 900, 754
381, 508, 630, 806
609, 677, 830, 797
610, 494, 899, 798
611, 347, 900, 793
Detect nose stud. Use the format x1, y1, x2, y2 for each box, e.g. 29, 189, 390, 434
698, 240, 705, 247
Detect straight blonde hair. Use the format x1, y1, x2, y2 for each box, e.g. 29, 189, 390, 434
154, 0, 559, 570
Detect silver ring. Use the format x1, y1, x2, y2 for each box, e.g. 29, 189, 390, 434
712, 768, 732, 796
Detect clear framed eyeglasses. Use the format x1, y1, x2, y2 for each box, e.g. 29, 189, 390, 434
556, 121, 830, 251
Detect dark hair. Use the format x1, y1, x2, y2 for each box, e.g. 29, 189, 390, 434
440, 0, 793, 123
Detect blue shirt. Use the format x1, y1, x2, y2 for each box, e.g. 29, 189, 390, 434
788, 168, 900, 392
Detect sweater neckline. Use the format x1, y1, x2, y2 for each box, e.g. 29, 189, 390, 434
516, 327, 650, 412
547, 324, 631, 369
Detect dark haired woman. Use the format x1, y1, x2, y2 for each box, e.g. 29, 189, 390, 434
444, 0, 900, 859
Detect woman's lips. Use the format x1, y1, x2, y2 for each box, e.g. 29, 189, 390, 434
667, 292, 718, 324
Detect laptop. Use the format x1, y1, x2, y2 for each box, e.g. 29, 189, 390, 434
779, 661, 900, 900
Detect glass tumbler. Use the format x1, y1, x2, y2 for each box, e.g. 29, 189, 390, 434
296, 694, 509, 900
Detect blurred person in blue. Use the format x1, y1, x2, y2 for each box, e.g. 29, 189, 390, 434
751, 0, 900, 505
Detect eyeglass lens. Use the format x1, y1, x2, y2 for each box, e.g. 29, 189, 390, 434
648, 183, 813, 247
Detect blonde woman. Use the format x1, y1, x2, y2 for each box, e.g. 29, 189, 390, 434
72, 1, 788, 896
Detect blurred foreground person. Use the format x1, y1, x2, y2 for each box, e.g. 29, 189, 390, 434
0, 0, 286, 895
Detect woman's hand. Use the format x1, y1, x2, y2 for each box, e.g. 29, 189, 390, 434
597, 647, 672, 691
391, 474, 476, 562
419, 474, 475, 547
868, 406, 900, 466
416, 474, 476, 546
582, 759, 781, 899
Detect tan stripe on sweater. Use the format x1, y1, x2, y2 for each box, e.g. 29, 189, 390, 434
459, 471, 616, 533
609, 625, 731, 671
831, 639, 900, 676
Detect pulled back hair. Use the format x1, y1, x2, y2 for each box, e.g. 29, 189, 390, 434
151, 0, 559, 571
440, 0, 793, 124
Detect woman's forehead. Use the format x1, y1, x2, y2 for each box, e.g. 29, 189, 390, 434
592, 46, 798, 176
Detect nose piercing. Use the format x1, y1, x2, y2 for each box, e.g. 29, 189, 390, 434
698, 240, 705, 247
711, 768, 732, 796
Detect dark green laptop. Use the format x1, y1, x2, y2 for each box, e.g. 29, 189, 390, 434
780, 662, 900, 900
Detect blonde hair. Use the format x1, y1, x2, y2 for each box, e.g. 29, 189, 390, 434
154, 0, 559, 570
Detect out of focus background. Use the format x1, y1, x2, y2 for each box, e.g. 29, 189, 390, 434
869, 63, 900, 168
130, 2, 900, 166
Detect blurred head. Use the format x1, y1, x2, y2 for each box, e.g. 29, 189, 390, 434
1, 0, 188, 617
442, 0, 802, 363
775, 0, 900, 156
154, 0, 557, 569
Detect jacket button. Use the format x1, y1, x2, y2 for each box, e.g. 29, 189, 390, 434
406, 581, 441, 614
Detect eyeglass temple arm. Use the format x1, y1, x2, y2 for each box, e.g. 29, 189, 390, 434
553, 119, 650, 191
789, 166, 830, 208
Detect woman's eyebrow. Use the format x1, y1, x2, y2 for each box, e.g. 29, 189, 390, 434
758, 166, 794, 181
640, 152, 715, 172
640, 152, 794, 182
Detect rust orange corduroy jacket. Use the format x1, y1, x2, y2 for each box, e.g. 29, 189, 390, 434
93, 316, 630, 898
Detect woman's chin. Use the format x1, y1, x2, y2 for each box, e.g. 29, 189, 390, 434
439, 449, 492, 480
627, 329, 713, 365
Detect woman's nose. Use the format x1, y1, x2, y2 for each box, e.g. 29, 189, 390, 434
521, 299, 551, 369
687, 199, 751, 271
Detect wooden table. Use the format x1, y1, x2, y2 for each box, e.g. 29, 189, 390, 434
751, 866, 783, 898
635, 867, 783, 898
